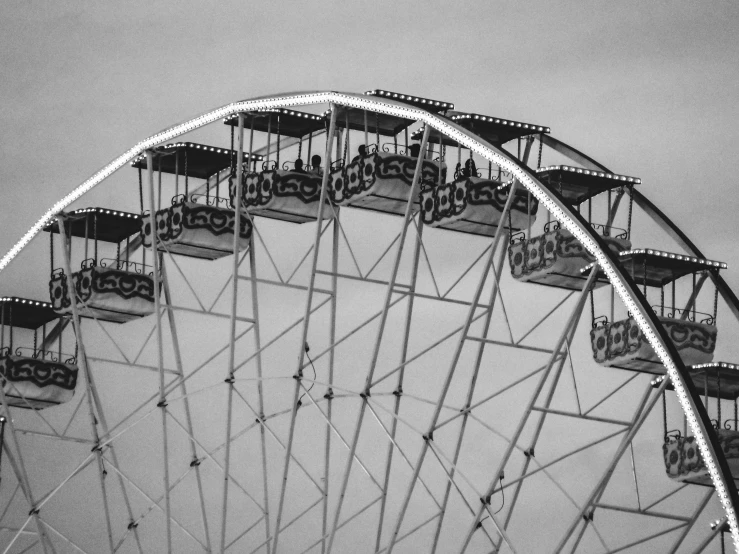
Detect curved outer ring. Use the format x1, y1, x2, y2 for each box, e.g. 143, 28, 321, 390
1, 91, 736, 550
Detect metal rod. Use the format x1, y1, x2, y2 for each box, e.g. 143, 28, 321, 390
668, 488, 712, 552
430, 234, 509, 554
321, 210, 341, 554
220, 112, 246, 553
161, 261, 211, 552
0, 397, 52, 554
272, 106, 337, 554
145, 150, 172, 553
386, 181, 524, 554
460, 268, 598, 553
247, 231, 272, 554
493, 271, 596, 551
553, 379, 667, 553
57, 214, 116, 554
376, 214, 426, 552
326, 125, 431, 554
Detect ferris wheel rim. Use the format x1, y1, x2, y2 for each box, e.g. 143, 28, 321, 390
2, 89, 737, 551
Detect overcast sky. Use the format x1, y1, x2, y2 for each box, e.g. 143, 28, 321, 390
1, 0, 738, 291
1, 2, 738, 552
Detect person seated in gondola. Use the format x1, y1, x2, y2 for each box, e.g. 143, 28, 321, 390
352, 144, 367, 163
408, 143, 421, 158
311, 154, 323, 175
464, 158, 477, 178
294, 158, 305, 173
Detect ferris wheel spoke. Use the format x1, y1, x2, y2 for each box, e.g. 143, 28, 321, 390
100, 452, 208, 551
161, 261, 212, 552
431, 239, 510, 553
365, 400, 440, 506
298, 384, 382, 489
58, 214, 119, 554
144, 150, 173, 553
230, 386, 325, 494
375, 212, 424, 552
387, 183, 521, 554
326, 126, 431, 554
425, 442, 501, 552
553, 378, 666, 553
272, 107, 337, 554
457, 267, 597, 554
246, 232, 273, 554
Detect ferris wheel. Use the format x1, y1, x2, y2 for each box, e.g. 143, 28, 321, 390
0, 89, 738, 553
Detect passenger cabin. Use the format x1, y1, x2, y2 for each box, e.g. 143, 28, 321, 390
46, 208, 158, 323
225, 109, 331, 223
327, 90, 450, 216
415, 112, 546, 236
587, 250, 724, 374
133, 142, 257, 259
0, 297, 78, 409
509, 166, 638, 290
656, 374, 739, 487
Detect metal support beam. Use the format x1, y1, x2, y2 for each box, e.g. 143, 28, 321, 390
247, 231, 272, 554
57, 214, 116, 554
326, 126, 431, 554
375, 215, 425, 552
322, 210, 341, 554
553, 377, 669, 553
145, 150, 172, 553
220, 112, 247, 553
386, 181, 523, 554
430, 231, 509, 554
161, 261, 212, 552
459, 267, 598, 553
272, 106, 337, 554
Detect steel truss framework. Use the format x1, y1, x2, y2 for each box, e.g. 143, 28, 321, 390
0, 91, 736, 553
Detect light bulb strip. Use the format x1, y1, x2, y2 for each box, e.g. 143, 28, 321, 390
2, 90, 736, 550
0, 297, 52, 308
451, 112, 549, 134
537, 164, 641, 184
365, 89, 454, 110
692, 362, 739, 371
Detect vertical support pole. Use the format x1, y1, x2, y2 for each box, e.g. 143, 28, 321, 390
376, 215, 427, 553
495, 280, 590, 549
146, 150, 172, 553
321, 211, 341, 554
161, 261, 212, 553
247, 232, 272, 554
327, 126, 431, 554
457, 268, 598, 554
220, 113, 245, 553
272, 106, 337, 554
57, 215, 116, 554
386, 180, 523, 554
430, 232, 509, 554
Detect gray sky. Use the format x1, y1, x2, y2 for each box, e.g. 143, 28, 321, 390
1, 1, 739, 552
1, 0, 738, 291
